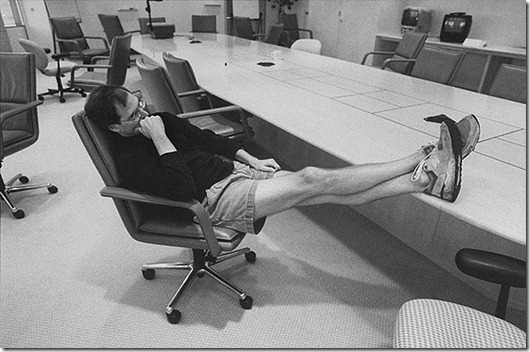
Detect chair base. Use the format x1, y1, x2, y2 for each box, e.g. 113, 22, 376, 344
141, 247, 256, 324
38, 74, 86, 103
0, 173, 58, 219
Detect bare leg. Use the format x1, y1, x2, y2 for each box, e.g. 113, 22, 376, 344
253, 150, 429, 219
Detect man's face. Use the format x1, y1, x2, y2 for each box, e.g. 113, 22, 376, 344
109, 93, 148, 137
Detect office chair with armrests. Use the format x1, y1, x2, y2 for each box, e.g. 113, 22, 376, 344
18, 38, 86, 103
0, 53, 58, 219
162, 52, 253, 140
279, 13, 313, 48
68, 34, 131, 92
392, 249, 526, 348
137, 56, 252, 141
72, 109, 260, 324
488, 64, 526, 103
191, 15, 217, 33
138, 17, 166, 34
49, 17, 109, 64
233, 16, 265, 40
263, 24, 284, 45
409, 47, 464, 84
98, 14, 140, 46
291, 39, 322, 55
361, 32, 427, 75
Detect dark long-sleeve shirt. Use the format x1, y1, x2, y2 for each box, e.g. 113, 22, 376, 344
112, 112, 242, 201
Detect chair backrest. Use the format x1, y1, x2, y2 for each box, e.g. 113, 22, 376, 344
411, 47, 464, 84
136, 56, 185, 114
0, 52, 39, 156
386, 32, 428, 74
191, 15, 216, 33
98, 14, 125, 44
49, 16, 89, 53
106, 33, 132, 86
489, 64, 526, 103
71, 111, 147, 237
233, 17, 255, 40
280, 13, 301, 41
18, 38, 49, 72
291, 39, 322, 54
264, 24, 284, 45
162, 52, 204, 112
138, 17, 166, 34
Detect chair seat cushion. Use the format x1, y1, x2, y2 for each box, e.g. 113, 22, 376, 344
82, 48, 109, 57
42, 60, 77, 76
393, 299, 526, 348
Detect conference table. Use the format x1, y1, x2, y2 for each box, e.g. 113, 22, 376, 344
130, 33, 526, 296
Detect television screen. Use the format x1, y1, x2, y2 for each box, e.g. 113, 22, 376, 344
444, 17, 467, 33
402, 9, 419, 26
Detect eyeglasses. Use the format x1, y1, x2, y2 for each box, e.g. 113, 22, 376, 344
121, 97, 146, 123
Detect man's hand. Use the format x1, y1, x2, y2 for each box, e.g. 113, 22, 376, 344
251, 158, 281, 173
137, 115, 166, 140
137, 115, 177, 156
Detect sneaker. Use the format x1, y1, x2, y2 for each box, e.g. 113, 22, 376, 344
424, 114, 480, 158
412, 120, 463, 202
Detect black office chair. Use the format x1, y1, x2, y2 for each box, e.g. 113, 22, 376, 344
191, 15, 217, 33
138, 17, 166, 34
264, 24, 284, 45
392, 249, 526, 348
361, 32, 427, 75
68, 33, 132, 92
72, 109, 260, 324
488, 64, 526, 103
0, 52, 58, 219
279, 13, 313, 47
233, 16, 264, 40
49, 16, 109, 64
455, 248, 525, 320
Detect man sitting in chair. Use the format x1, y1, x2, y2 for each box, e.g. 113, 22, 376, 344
84, 85, 480, 234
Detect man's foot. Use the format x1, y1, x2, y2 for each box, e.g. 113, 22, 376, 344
424, 114, 481, 158
411, 121, 463, 202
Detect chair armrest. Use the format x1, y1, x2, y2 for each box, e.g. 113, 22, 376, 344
84, 36, 110, 49
100, 186, 222, 256
51, 52, 72, 61
177, 105, 244, 120
381, 57, 416, 70
455, 248, 526, 288
125, 30, 141, 35
0, 100, 42, 123
297, 28, 313, 38
177, 89, 207, 98
361, 51, 395, 65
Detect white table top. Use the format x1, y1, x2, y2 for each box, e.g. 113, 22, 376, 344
131, 33, 526, 246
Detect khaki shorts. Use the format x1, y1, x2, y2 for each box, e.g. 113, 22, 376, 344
202, 161, 274, 234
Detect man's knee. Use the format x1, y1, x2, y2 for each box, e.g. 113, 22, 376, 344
297, 166, 326, 187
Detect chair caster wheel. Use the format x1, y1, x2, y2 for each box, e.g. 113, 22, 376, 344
59, 97, 66, 103
240, 296, 253, 309
38, 96, 44, 101
197, 272, 205, 278
18, 176, 29, 184
245, 251, 256, 263
48, 185, 58, 194
166, 309, 181, 324
13, 209, 25, 219
142, 269, 155, 280
81, 92, 87, 97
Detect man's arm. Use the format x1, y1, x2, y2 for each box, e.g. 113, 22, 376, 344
138, 115, 176, 155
